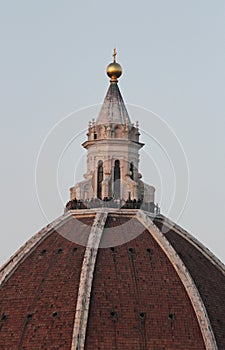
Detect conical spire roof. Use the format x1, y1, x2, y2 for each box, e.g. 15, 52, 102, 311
96, 82, 131, 126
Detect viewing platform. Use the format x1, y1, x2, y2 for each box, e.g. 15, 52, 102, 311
65, 197, 160, 214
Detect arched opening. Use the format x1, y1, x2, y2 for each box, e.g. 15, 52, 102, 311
114, 126, 120, 138
130, 162, 134, 180
97, 160, 103, 199
114, 160, 121, 199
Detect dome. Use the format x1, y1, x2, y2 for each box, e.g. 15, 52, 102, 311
0, 209, 224, 349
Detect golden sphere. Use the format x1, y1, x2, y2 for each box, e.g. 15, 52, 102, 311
106, 62, 122, 81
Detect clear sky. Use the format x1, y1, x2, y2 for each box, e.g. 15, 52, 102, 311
0, 0, 224, 265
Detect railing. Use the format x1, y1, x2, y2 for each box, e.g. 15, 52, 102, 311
65, 198, 160, 214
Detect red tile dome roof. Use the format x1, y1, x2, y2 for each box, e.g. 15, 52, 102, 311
0, 209, 224, 349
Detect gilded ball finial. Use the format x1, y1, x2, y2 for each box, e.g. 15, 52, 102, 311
106, 48, 122, 82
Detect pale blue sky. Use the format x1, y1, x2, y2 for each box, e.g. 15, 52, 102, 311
0, 1, 225, 264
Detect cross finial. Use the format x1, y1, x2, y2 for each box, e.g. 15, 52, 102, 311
113, 48, 117, 62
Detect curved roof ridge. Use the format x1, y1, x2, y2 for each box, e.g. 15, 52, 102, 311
71, 210, 108, 349
136, 210, 218, 350
155, 215, 225, 275
0, 212, 72, 286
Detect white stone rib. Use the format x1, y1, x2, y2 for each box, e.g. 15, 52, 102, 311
0, 208, 132, 288
136, 210, 218, 350
0, 212, 72, 286
156, 214, 225, 275
71, 210, 108, 350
